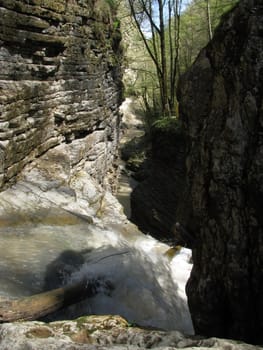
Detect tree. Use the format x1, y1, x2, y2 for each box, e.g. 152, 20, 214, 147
179, 0, 239, 71
121, 0, 238, 122
127, 0, 183, 117
206, 0, 213, 40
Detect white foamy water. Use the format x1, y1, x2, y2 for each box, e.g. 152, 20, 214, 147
69, 242, 193, 334
107, 98, 193, 333
0, 218, 193, 334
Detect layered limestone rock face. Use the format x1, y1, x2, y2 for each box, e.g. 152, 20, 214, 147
177, 0, 263, 344
0, 0, 122, 190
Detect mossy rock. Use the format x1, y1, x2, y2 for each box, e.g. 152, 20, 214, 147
151, 116, 180, 132
26, 326, 54, 339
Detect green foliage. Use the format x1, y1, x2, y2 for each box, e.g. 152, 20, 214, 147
179, 0, 239, 71
113, 18, 120, 29
151, 116, 180, 132
93, 0, 120, 22
122, 0, 238, 128
104, 0, 118, 11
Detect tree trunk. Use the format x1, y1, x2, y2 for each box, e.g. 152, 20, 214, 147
0, 280, 92, 322
158, 0, 169, 116
206, 0, 213, 40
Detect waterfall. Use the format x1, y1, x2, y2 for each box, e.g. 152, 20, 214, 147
0, 98, 193, 335
0, 214, 193, 334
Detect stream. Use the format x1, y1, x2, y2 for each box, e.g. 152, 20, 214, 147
116, 98, 144, 219
0, 98, 194, 335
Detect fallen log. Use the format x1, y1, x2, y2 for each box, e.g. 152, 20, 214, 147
0, 279, 94, 322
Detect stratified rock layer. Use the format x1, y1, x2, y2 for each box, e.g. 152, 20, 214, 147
0, 0, 122, 189
178, 0, 263, 344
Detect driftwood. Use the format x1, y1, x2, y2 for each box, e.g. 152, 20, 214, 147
0, 280, 92, 322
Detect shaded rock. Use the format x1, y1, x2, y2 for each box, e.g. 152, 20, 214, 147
177, 0, 263, 344
130, 126, 187, 243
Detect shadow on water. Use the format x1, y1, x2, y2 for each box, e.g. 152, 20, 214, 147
41, 248, 116, 322
0, 207, 192, 331
40, 245, 193, 334
0, 209, 91, 299
43, 249, 89, 290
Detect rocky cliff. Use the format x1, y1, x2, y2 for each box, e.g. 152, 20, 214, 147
178, 0, 263, 344
0, 0, 122, 190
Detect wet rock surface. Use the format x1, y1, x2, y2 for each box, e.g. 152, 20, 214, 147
177, 0, 263, 344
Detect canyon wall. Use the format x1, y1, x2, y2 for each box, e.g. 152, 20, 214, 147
0, 0, 122, 190
130, 127, 186, 243
178, 0, 263, 344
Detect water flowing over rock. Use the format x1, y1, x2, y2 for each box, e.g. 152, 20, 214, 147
177, 0, 263, 344
0, 137, 193, 333
0, 0, 122, 190
0, 1, 262, 349
0, 1, 195, 343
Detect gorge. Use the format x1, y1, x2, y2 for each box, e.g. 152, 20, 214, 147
130, 0, 263, 345
0, 0, 196, 347
0, 0, 262, 349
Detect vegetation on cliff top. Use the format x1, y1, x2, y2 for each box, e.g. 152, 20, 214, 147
119, 0, 238, 128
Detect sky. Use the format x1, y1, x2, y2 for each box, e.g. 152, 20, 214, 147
141, 0, 192, 38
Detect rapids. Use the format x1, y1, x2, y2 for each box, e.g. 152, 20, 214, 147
116, 97, 144, 219
0, 209, 193, 334
0, 97, 194, 336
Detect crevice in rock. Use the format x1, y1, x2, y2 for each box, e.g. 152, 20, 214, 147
64, 130, 92, 144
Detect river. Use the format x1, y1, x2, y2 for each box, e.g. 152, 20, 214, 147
0, 98, 194, 335
116, 98, 144, 219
